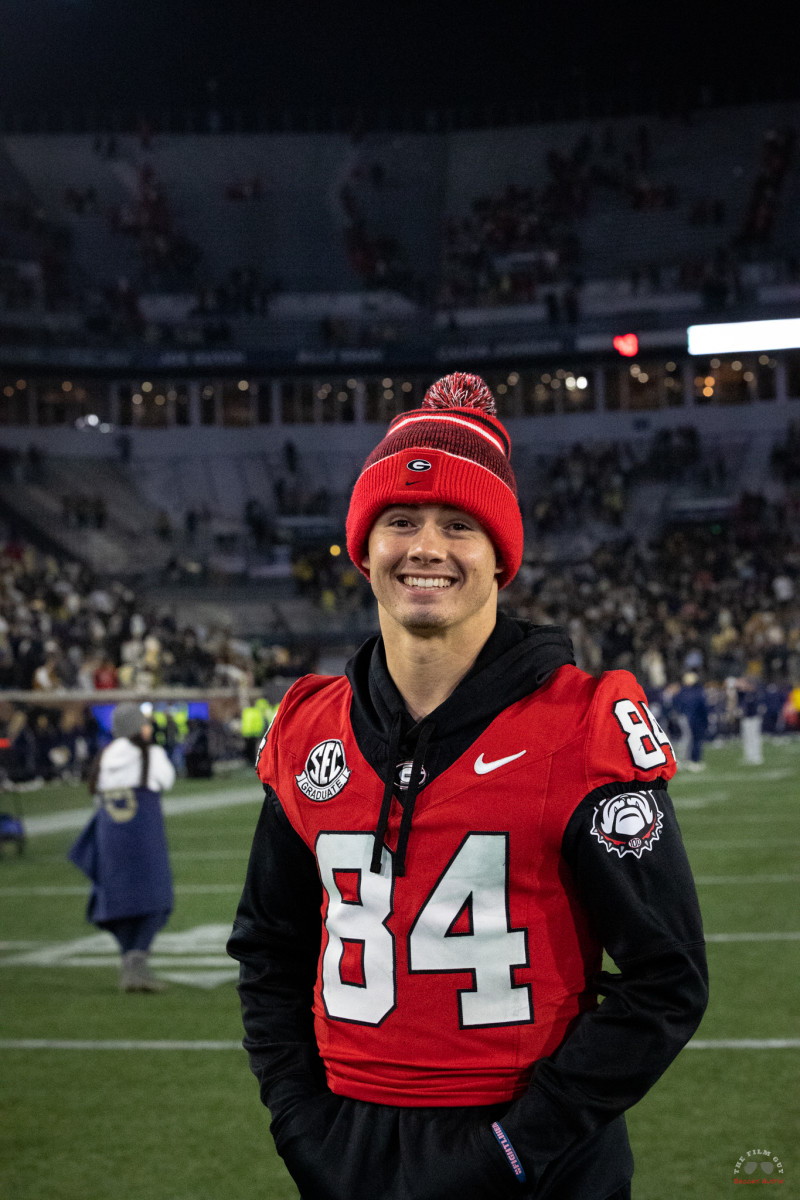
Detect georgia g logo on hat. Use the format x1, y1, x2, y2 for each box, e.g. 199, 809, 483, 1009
406, 458, 432, 472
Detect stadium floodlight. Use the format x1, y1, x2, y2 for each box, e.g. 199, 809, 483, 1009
688, 317, 800, 356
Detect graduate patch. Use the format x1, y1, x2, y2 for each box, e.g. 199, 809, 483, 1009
591, 790, 663, 859
295, 739, 351, 802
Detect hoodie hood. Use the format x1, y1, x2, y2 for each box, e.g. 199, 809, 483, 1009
345, 613, 575, 875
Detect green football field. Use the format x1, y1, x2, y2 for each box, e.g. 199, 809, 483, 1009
1, 741, 798, 1200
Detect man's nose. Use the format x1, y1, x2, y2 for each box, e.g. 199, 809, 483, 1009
407, 522, 446, 560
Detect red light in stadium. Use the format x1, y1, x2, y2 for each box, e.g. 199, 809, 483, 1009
613, 333, 639, 357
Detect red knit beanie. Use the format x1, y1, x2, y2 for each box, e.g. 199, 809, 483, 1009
346, 372, 523, 588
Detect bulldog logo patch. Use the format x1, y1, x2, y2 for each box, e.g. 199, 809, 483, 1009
591, 791, 663, 859
296, 739, 351, 802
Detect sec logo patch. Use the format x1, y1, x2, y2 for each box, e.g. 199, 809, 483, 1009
295, 739, 351, 802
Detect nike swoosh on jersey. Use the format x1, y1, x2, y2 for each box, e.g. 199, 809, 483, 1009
474, 750, 527, 774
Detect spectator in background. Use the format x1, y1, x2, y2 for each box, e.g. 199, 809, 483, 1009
33, 652, 60, 691
240, 697, 268, 765
183, 717, 213, 778
738, 679, 764, 765
93, 658, 119, 690
1, 705, 37, 784
68, 703, 176, 993
672, 672, 710, 772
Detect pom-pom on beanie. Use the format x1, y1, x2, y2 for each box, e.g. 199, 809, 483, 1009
346, 372, 523, 588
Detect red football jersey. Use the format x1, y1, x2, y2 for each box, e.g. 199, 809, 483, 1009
257, 663, 676, 1106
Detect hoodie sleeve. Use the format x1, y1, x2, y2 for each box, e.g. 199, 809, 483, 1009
480, 671, 708, 1190
148, 743, 177, 792
228, 785, 518, 1200
227, 784, 329, 1113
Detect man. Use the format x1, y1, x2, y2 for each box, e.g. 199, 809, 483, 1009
228, 373, 707, 1199
241, 696, 268, 765
672, 672, 710, 772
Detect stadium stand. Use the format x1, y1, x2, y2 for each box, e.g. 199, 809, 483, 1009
2, 101, 798, 354
1, 98, 800, 786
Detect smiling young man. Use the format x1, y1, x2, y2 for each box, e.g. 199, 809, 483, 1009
364, 503, 502, 720
228, 373, 708, 1200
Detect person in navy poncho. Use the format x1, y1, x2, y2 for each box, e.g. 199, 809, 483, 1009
69, 702, 176, 992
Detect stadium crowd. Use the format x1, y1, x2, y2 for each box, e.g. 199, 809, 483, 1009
4, 420, 800, 699
0, 526, 318, 787
526, 441, 634, 533
2, 411, 800, 790
0, 530, 309, 696
505, 490, 800, 694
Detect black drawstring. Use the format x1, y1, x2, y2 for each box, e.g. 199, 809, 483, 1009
393, 720, 434, 878
370, 712, 403, 874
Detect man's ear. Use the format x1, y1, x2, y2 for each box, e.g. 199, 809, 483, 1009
494, 557, 503, 578
361, 552, 370, 571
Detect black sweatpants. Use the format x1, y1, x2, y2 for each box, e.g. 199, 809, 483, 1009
273, 1091, 633, 1200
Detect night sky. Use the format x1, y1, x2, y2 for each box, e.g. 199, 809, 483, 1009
0, 0, 797, 115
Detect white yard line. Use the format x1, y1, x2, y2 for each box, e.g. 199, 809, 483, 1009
64, 955, 232, 968
15, 761, 795, 839
681, 813, 798, 823
0, 884, 243, 897
705, 932, 800, 942
675, 768, 794, 784
23, 871, 798, 897
687, 1039, 800, 1049
695, 875, 800, 885
686, 838, 800, 848
0, 1039, 243, 1051
38, 848, 250, 863
161, 790, 259, 817
21, 787, 260, 836
671, 791, 731, 808
0, 886, 96, 896
1, 1037, 797, 1052
169, 850, 250, 860
6, 930, 797, 950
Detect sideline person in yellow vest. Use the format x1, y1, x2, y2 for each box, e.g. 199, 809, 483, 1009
241, 701, 266, 764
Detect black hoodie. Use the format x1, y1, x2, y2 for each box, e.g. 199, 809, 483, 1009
228, 615, 707, 1199
349, 616, 575, 876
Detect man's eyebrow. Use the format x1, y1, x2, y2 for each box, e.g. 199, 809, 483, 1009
378, 506, 473, 519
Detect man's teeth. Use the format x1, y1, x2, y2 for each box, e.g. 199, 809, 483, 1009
403, 576, 453, 588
